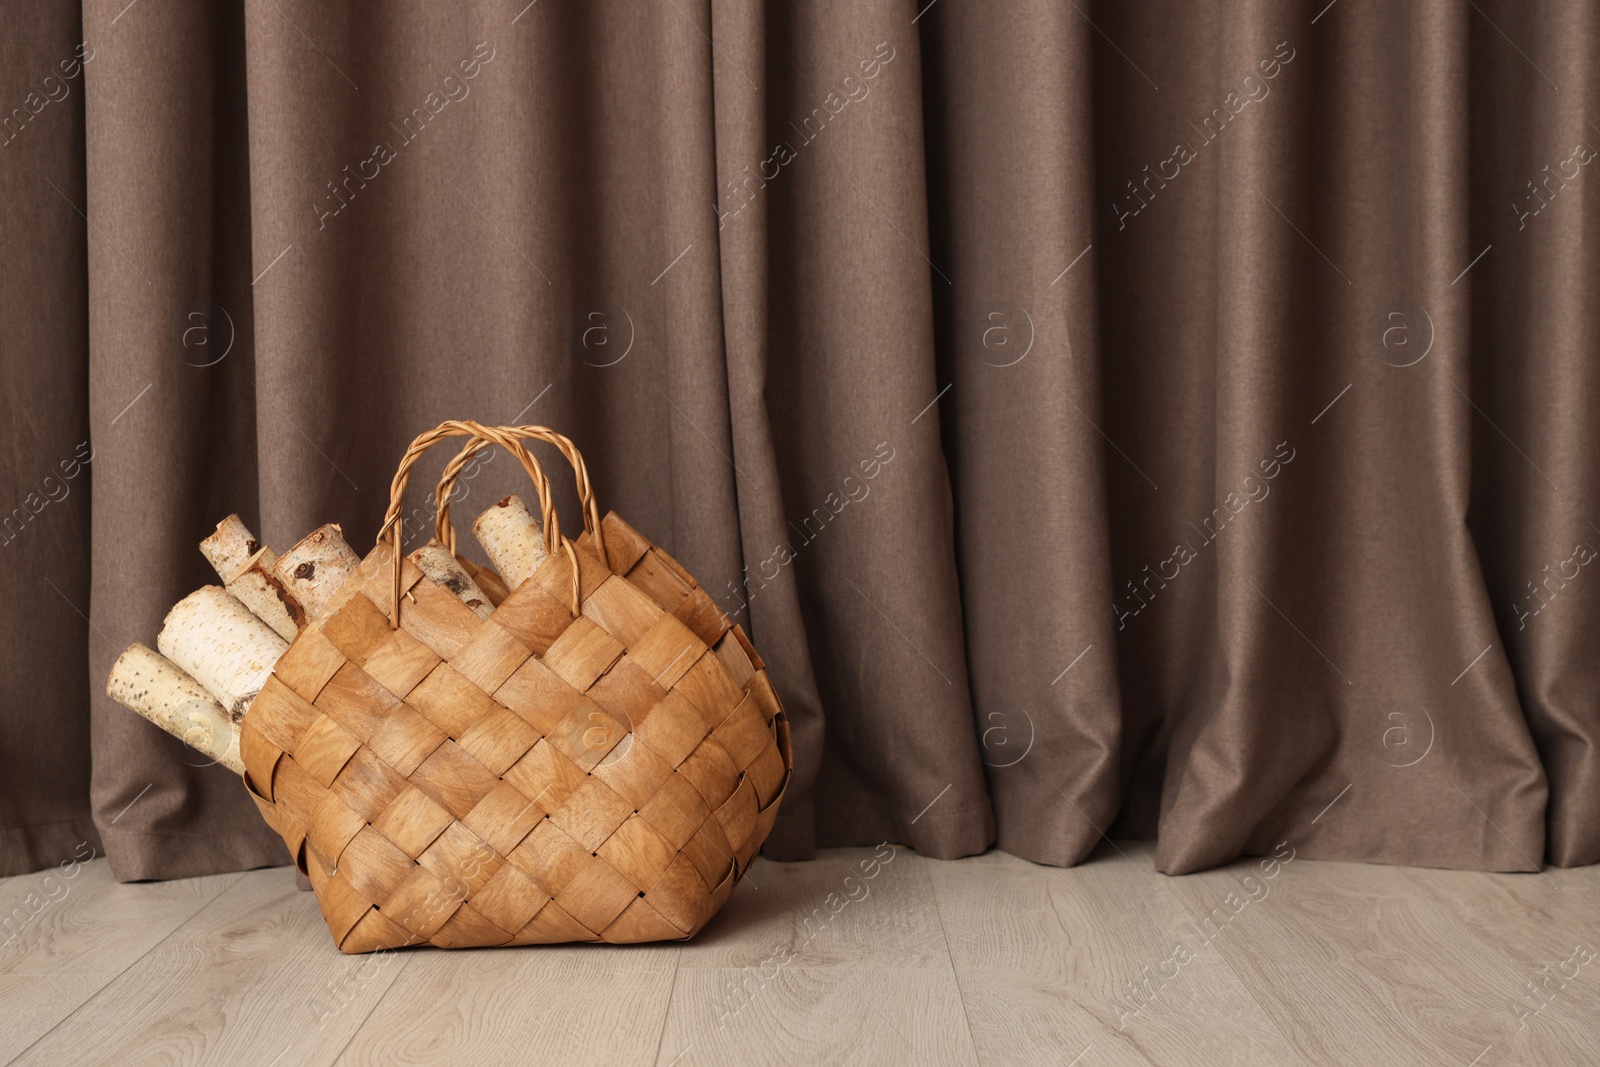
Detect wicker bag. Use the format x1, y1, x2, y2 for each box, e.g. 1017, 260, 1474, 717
239, 421, 791, 953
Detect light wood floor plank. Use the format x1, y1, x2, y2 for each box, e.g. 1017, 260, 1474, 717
0, 858, 239, 1061
1405, 863, 1600, 1064
658, 966, 978, 1066
0, 858, 236, 978
1, 844, 1598, 1065
0, 843, 95, 926
335, 941, 680, 1065
658, 848, 977, 1065
0, 974, 107, 1064
928, 842, 1311, 1067
1159, 846, 1599, 1065
681, 848, 947, 969
9, 866, 400, 1066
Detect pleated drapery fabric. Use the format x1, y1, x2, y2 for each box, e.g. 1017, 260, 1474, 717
1, 0, 1595, 881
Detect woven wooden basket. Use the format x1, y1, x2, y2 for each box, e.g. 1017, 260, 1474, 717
238, 421, 791, 953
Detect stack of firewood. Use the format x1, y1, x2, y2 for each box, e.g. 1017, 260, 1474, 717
104, 496, 554, 774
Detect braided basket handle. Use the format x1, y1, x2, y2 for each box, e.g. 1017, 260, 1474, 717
378, 421, 607, 627
433, 426, 603, 554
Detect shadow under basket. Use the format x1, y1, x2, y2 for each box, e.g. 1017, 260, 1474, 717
238, 421, 791, 953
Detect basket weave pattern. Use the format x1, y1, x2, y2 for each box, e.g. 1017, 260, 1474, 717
238, 423, 791, 953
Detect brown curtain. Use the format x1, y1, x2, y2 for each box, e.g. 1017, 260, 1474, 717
3, 0, 1595, 881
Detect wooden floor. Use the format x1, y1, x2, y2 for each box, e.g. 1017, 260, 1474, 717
2, 840, 1597, 1065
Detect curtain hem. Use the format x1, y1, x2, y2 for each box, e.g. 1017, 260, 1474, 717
99, 829, 291, 884
0, 818, 103, 879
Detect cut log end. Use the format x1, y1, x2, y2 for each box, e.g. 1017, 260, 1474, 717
471, 494, 549, 593
201, 514, 270, 584
105, 644, 244, 775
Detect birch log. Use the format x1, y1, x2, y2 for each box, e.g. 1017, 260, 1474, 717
226, 547, 306, 641
200, 514, 268, 583
410, 542, 494, 618
106, 644, 244, 775
472, 495, 549, 592
460, 556, 510, 607
158, 586, 287, 720
271, 524, 360, 620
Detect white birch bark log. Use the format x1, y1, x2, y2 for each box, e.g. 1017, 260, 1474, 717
471, 495, 549, 592
410, 541, 494, 618
271, 523, 360, 620
226, 547, 306, 641
461, 556, 510, 607
157, 586, 288, 720
200, 514, 270, 583
105, 643, 244, 775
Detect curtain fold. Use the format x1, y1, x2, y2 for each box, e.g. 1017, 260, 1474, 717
0, 0, 97, 875
1, 0, 1594, 881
